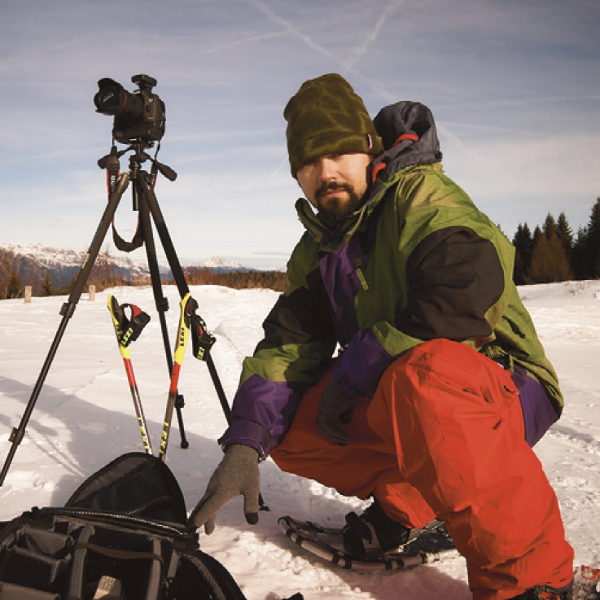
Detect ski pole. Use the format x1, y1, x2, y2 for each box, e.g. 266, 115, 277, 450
107, 294, 153, 454
159, 293, 192, 461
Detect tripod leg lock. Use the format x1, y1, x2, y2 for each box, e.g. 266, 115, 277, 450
60, 302, 77, 318
9, 427, 24, 445
156, 297, 169, 313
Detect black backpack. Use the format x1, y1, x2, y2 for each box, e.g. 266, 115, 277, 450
0, 452, 249, 600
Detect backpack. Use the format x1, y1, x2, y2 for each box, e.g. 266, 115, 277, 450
0, 452, 249, 600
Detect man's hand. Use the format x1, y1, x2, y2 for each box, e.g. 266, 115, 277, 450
188, 444, 260, 534
317, 377, 359, 446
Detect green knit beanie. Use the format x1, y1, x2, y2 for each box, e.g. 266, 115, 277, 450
284, 73, 383, 178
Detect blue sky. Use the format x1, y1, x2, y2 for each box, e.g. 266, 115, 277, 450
1, 0, 599, 269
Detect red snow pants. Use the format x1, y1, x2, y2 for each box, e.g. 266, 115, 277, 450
270, 339, 574, 600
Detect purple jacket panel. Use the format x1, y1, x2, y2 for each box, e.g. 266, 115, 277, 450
318, 247, 360, 346
319, 219, 386, 396
218, 373, 306, 457
318, 224, 377, 346
334, 328, 394, 397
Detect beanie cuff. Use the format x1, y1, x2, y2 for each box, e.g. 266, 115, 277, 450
290, 132, 381, 177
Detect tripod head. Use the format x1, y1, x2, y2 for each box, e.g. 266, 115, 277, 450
98, 142, 177, 184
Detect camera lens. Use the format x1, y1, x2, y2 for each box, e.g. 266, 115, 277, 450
94, 79, 126, 115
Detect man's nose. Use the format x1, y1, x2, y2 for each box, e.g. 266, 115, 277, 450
316, 157, 338, 181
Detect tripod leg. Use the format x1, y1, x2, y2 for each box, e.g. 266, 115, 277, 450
0, 173, 130, 486
136, 182, 190, 449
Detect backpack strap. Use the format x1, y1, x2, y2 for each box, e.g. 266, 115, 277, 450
64, 525, 93, 600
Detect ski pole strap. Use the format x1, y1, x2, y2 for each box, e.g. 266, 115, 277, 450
120, 304, 150, 347
186, 297, 216, 361
108, 296, 151, 347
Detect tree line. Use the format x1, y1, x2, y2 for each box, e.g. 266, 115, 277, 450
512, 197, 600, 285
0, 248, 287, 300
180, 267, 286, 292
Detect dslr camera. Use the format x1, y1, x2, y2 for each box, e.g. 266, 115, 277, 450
94, 74, 166, 145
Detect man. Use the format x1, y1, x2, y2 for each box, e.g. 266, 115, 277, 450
189, 74, 574, 600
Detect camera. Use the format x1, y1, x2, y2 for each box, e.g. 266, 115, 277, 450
94, 74, 166, 146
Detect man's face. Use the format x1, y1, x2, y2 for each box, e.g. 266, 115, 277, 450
296, 152, 373, 229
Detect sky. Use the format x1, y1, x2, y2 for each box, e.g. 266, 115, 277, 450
1, 0, 599, 269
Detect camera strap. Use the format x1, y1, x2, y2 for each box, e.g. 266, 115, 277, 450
112, 218, 144, 252
105, 152, 146, 252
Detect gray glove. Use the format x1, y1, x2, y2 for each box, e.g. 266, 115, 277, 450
188, 444, 260, 534
317, 377, 359, 446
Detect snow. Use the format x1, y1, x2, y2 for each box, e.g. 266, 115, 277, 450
0, 280, 599, 599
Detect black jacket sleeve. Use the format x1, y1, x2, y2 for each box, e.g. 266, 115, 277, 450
396, 226, 505, 341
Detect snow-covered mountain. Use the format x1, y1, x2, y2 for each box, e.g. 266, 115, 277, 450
196, 256, 254, 273
0, 242, 151, 287
0, 244, 267, 289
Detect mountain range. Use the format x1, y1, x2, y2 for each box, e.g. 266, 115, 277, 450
0, 243, 261, 289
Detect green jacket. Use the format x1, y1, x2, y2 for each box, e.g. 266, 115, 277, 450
220, 101, 563, 457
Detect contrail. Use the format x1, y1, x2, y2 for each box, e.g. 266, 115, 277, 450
238, 0, 410, 104
344, 0, 406, 71
195, 31, 284, 56
239, 0, 341, 64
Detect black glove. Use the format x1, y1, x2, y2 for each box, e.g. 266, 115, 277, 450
188, 444, 260, 534
317, 377, 359, 446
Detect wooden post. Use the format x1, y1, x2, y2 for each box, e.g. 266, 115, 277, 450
24, 286, 32, 304
89, 285, 96, 301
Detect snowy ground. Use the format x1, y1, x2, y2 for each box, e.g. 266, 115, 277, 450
0, 280, 599, 599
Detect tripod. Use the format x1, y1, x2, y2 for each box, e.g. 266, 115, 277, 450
0, 142, 231, 486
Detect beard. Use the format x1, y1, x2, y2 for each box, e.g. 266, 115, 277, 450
313, 181, 365, 229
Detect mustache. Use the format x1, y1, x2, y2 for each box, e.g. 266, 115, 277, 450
314, 181, 354, 200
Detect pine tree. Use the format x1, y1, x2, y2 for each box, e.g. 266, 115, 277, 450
556, 212, 574, 255
587, 198, 600, 278
7, 272, 23, 299
512, 223, 534, 285
572, 198, 600, 279
527, 233, 573, 284
571, 226, 588, 280
41, 271, 55, 297
542, 213, 558, 240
